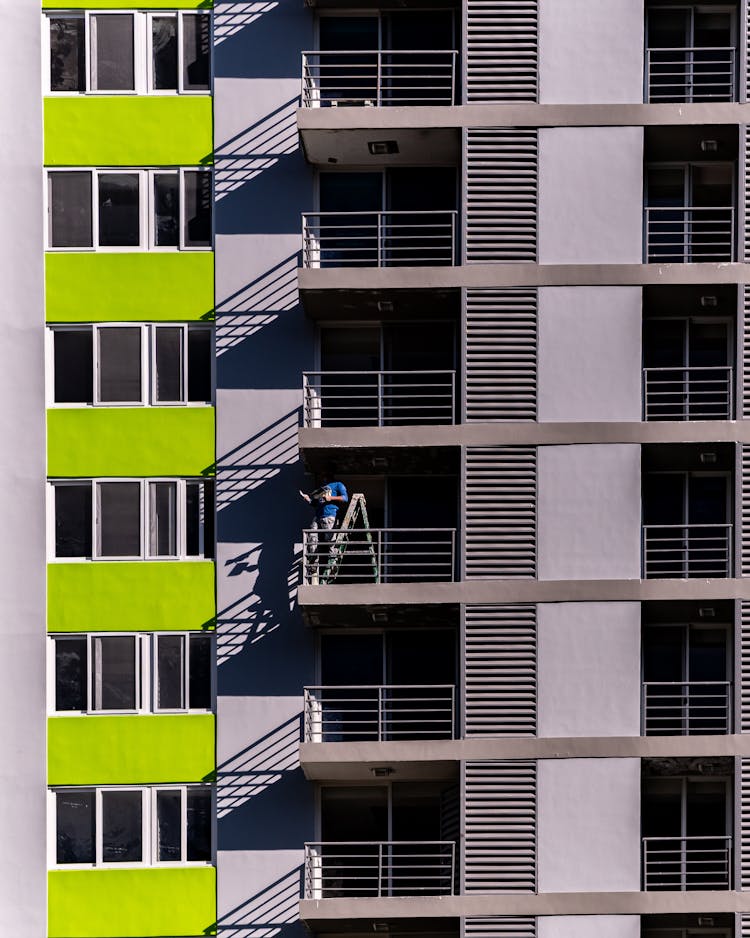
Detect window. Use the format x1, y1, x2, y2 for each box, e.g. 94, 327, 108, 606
47, 11, 211, 94
50, 324, 213, 406
47, 169, 212, 250
53, 786, 213, 867
51, 480, 215, 560
51, 632, 212, 714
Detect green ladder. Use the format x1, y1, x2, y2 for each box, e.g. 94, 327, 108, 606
322, 492, 379, 584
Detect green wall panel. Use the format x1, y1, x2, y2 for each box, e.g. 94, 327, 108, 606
45, 252, 214, 322
48, 714, 215, 784
49, 867, 216, 938
45, 97, 212, 166
48, 561, 215, 632
48, 407, 215, 477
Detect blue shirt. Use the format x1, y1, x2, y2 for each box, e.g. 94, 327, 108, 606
315, 481, 348, 519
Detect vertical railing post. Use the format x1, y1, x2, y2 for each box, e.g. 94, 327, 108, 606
451, 51, 457, 104
378, 685, 384, 742
451, 370, 456, 424
641, 683, 646, 735
377, 213, 383, 267
378, 371, 384, 427
377, 50, 382, 107
729, 366, 734, 419
378, 843, 384, 898
681, 836, 687, 889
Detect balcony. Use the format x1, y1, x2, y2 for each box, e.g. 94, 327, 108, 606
645, 47, 736, 102
642, 523, 733, 578
643, 366, 733, 421
644, 206, 735, 263
642, 681, 732, 735
642, 835, 732, 890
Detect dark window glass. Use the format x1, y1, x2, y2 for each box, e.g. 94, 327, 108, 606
185, 482, 202, 557
182, 14, 211, 91
152, 17, 178, 90
156, 790, 182, 861
50, 17, 85, 92
55, 483, 92, 558
189, 634, 211, 710
98, 327, 142, 402
157, 635, 185, 709
54, 329, 93, 404
203, 480, 215, 558
92, 636, 137, 711
184, 171, 212, 247
56, 790, 95, 864
98, 482, 141, 557
155, 327, 183, 401
154, 174, 179, 247
101, 790, 142, 862
149, 482, 177, 556
91, 13, 134, 91
187, 789, 211, 860
55, 637, 87, 711
98, 173, 140, 247
49, 172, 92, 248
187, 328, 212, 402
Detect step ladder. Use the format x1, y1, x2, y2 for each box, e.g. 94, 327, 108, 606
319, 492, 379, 585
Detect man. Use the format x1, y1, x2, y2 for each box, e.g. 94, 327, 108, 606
301, 470, 348, 580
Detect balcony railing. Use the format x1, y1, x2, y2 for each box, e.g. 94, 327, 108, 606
303, 685, 456, 742
643, 366, 734, 420
646, 47, 736, 102
304, 841, 456, 898
642, 681, 732, 735
645, 206, 735, 263
303, 370, 456, 427
643, 835, 732, 890
302, 210, 457, 268
301, 50, 458, 107
642, 524, 733, 578
303, 527, 456, 584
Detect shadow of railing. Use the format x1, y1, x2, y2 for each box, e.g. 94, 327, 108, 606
215, 1, 281, 45
217, 867, 303, 938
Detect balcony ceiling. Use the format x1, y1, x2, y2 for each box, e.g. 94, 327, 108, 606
300, 127, 459, 167
300, 286, 459, 320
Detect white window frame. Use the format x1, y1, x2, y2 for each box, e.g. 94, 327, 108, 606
94, 323, 149, 406
49, 785, 215, 869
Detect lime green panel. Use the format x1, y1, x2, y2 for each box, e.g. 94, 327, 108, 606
45, 252, 214, 322
48, 714, 215, 784
48, 562, 215, 632
48, 407, 215, 477
45, 97, 212, 166
49, 867, 216, 938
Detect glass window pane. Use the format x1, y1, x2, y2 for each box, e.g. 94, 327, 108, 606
55, 637, 87, 711
154, 174, 179, 248
101, 790, 142, 863
156, 790, 182, 861
187, 789, 211, 860
98, 327, 142, 403
183, 171, 212, 247
50, 17, 85, 92
98, 173, 140, 247
49, 172, 92, 248
98, 482, 141, 557
189, 634, 211, 709
187, 328, 212, 402
91, 14, 135, 91
54, 329, 93, 404
157, 634, 185, 709
55, 483, 92, 558
93, 636, 138, 711
204, 480, 215, 559
149, 482, 177, 556
152, 16, 178, 90
56, 790, 95, 864
185, 482, 202, 557
182, 14, 211, 91
155, 327, 184, 401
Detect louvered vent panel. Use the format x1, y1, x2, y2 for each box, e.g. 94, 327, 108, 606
744, 286, 750, 417
745, 126, 750, 261
465, 129, 538, 263
464, 919, 536, 938
465, 447, 536, 578
465, 605, 536, 737
740, 914, 750, 936
742, 603, 750, 733
466, 289, 537, 421
741, 758, 750, 889
466, 0, 538, 102
464, 761, 536, 893
742, 445, 750, 576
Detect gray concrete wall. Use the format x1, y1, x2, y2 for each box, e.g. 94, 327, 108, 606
537, 287, 642, 422
538, 127, 644, 264
538, 916, 641, 938
537, 758, 641, 893
538, 0, 644, 104
537, 444, 642, 580
537, 603, 641, 738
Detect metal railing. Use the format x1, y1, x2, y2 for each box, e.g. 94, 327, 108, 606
304, 841, 456, 898
645, 206, 735, 263
302, 370, 456, 427
642, 523, 733, 578
642, 835, 732, 890
301, 50, 458, 107
646, 47, 736, 102
302, 210, 457, 268
303, 685, 456, 742
643, 366, 734, 420
303, 527, 456, 584
642, 681, 732, 735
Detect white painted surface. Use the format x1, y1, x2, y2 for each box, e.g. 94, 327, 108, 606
538, 603, 641, 738
539, 916, 641, 938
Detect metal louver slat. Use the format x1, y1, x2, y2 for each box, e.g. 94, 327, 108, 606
465, 130, 538, 263
463, 919, 536, 938
743, 445, 750, 575
744, 286, 750, 417
465, 605, 536, 737
741, 758, 750, 888
742, 602, 750, 733
465, 447, 536, 578
466, 288, 537, 421
463, 761, 536, 893
745, 126, 750, 261
466, 0, 538, 102
740, 913, 750, 936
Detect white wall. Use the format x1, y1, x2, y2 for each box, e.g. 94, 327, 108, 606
537, 287, 642, 422
537, 603, 641, 738
539, 0, 644, 104
538, 127, 644, 264
537, 444, 642, 580
537, 759, 641, 892
539, 917, 641, 938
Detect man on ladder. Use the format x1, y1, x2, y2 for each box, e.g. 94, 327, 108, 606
300, 468, 348, 583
